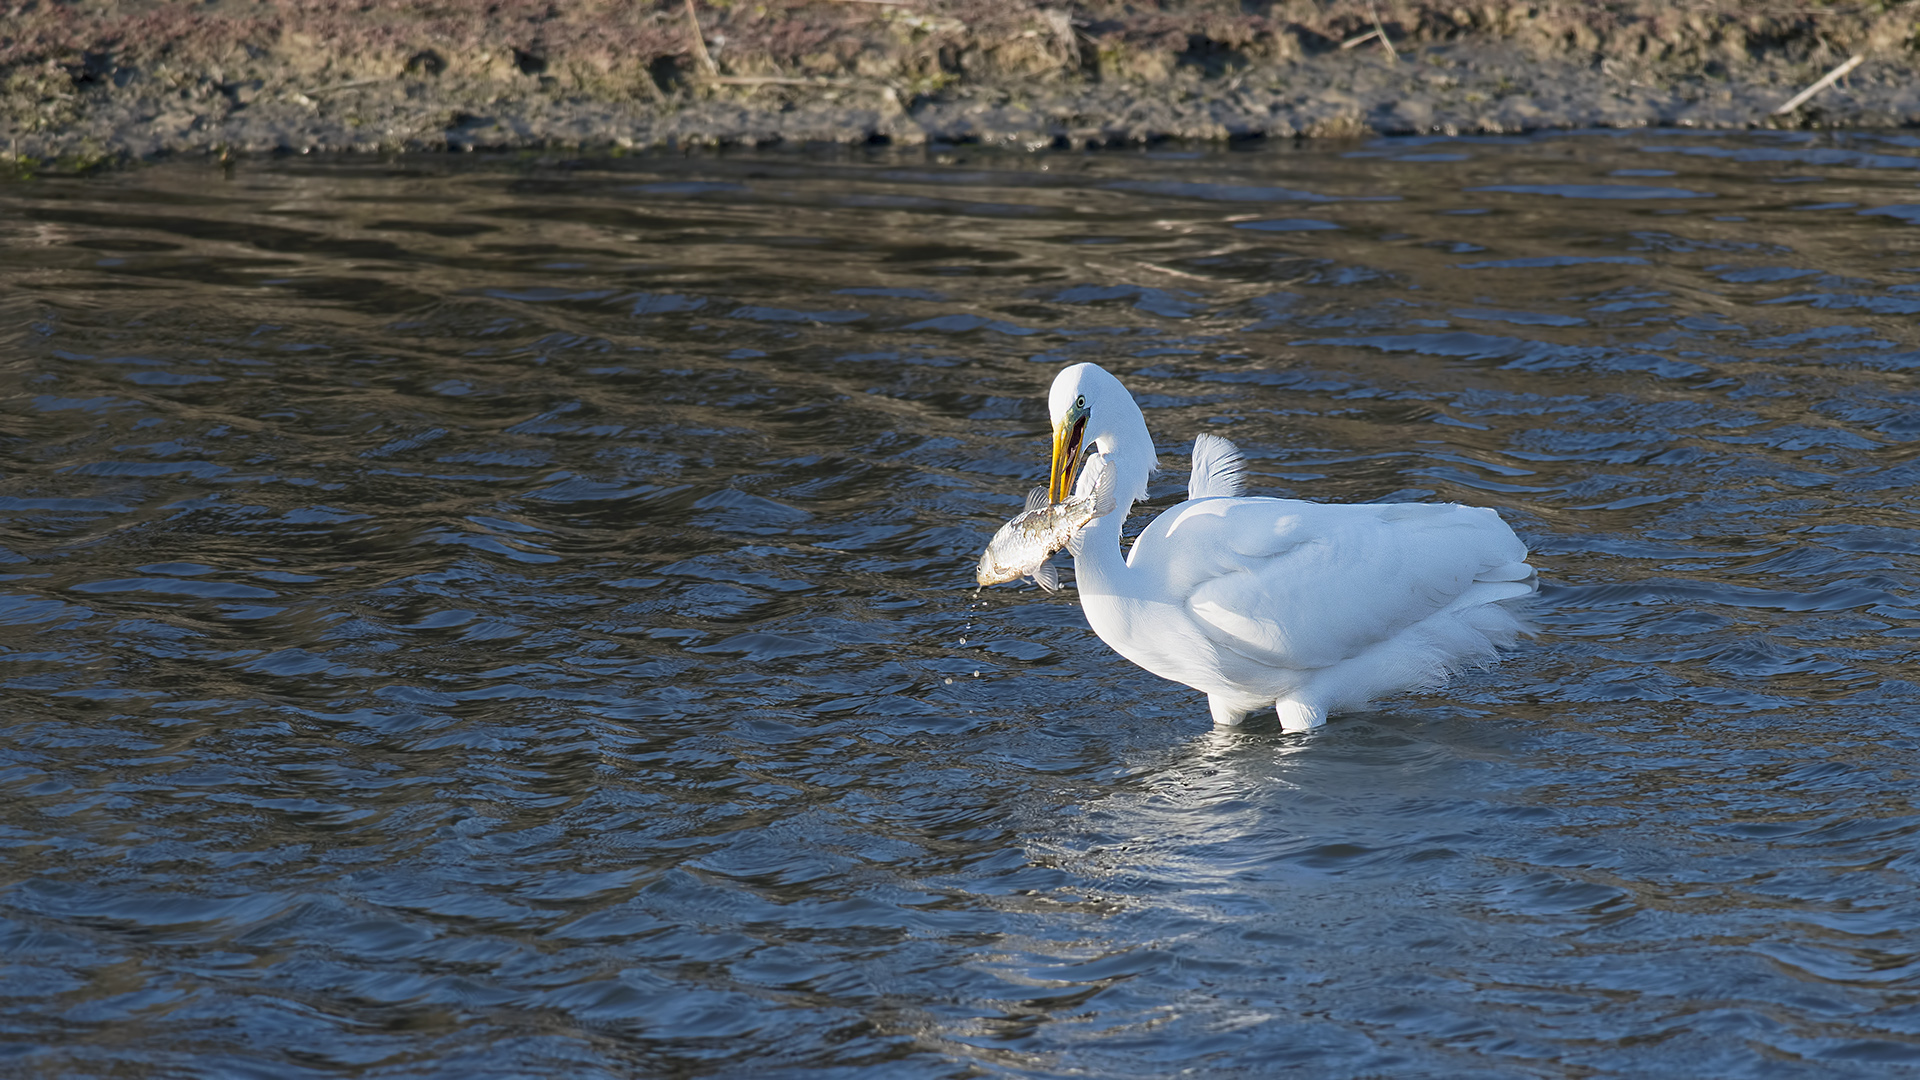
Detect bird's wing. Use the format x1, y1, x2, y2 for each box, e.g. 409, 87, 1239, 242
1188, 434, 1246, 500
1144, 498, 1530, 672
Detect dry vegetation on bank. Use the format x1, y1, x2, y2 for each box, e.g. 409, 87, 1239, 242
3, 1, 1918, 168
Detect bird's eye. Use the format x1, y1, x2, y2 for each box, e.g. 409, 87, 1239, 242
1076, 395, 1085, 409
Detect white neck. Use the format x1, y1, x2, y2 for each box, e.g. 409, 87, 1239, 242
1079, 400, 1153, 591
1074, 496, 1132, 594
1054, 362, 1158, 595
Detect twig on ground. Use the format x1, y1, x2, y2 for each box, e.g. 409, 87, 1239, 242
1344, 6, 1397, 61
1774, 53, 1863, 115
300, 77, 386, 97
711, 75, 861, 88
1369, 4, 1398, 63
684, 0, 719, 79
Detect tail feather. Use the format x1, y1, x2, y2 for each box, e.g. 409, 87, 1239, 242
1189, 433, 1246, 500
1458, 579, 1534, 605
1478, 560, 1535, 583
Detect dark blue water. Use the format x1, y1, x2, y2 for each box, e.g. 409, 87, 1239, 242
5, 131, 1920, 1077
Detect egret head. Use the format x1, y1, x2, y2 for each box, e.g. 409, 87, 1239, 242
1048, 384, 1092, 503
1047, 362, 1156, 506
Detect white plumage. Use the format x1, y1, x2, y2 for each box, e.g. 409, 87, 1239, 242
1045, 362, 1536, 732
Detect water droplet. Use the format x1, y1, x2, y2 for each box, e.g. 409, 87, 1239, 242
943, 677, 953, 684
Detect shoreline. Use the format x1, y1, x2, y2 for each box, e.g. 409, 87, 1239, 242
4, 2, 1917, 172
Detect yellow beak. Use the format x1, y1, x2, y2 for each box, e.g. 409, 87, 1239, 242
1049, 413, 1087, 504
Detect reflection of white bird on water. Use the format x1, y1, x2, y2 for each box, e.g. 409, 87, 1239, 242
1046, 362, 1536, 732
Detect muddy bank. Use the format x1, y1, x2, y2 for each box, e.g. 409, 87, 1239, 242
4, 1, 1919, 168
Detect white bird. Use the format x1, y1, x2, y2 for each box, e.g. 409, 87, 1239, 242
1046, 362, 1536, 732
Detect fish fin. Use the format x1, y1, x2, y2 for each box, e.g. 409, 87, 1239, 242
1032, 561, 1060, 592
1088, 455, 1118, 520
1189, 433, 1246, 500
1066, 526, 1085, 559
1023, 485, 1050, 512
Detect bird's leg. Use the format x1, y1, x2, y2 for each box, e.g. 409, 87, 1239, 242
1208, 695, 1251, 727
1275, 698, 1326, 733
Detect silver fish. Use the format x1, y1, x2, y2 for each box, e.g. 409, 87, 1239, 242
975, 458, 1117, 591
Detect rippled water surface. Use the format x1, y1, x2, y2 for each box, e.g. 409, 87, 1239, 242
8, 131, 1920, 1076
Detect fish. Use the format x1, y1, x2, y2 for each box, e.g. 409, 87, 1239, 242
975, 455, 1117, 591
